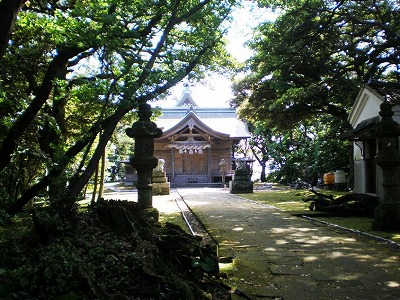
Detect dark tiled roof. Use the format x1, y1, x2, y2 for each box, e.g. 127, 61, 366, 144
339, 116, 379, 140
342, 82, 400, 140
368, 81, 400, 103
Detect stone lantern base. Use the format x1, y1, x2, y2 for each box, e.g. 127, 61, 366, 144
229, 169, 253, 194
229, 180, 253, 194
152, 159, 170, 195
152, 170, 170, 195
372, 203, 400, 231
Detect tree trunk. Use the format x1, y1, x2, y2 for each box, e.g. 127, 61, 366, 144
0, 0, 26, 59
67, 107, 128, 205
97, 148, 106, 201
91, 164, 99, 205
260, 162, 267, 182
6, 121, 102, 216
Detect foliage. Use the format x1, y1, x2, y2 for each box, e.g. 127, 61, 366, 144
230, 0, 399, 183
0, 202, 230, 299
0, 0, 240, 216
267, 116, 351, 184
107, 124, 136, 182
246, 114, 351, 184
232, 0, 400, 129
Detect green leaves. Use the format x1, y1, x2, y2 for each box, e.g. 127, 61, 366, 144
233, 0, 399, 132
1, 0, 241, 214
191, 255, 219, 274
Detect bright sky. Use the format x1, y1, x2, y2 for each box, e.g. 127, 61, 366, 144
154, 3, 278, 108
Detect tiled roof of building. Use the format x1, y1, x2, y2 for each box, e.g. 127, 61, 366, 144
155, 90, 250, 139
342, 81, 400, 140
368, 81, 400, 103
339, 116, 379, 140
157, 107, 251, 139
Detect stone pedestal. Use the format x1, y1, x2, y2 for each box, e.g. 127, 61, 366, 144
229, 168, 253, 194
372, 156, 400, 230
373, 203, 400, 231
152, 159, 170, 195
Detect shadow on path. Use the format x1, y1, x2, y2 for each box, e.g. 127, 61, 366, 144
173, 187, 400, 300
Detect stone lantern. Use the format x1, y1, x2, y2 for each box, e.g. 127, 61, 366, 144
372, 100, 400, 231
126, 102, 163, 210
219, 159, 228, 188
229, 158, 254, 194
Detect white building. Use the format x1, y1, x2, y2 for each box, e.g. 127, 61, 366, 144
342, 82, 400, 198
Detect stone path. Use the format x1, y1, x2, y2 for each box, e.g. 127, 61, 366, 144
170, 187, 400, 300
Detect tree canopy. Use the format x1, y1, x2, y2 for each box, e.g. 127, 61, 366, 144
232, 0, 400, 130
0, 0, 239, 218
229, 0, 399, 183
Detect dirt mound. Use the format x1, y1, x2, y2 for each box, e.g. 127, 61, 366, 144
0, 200, 231, 299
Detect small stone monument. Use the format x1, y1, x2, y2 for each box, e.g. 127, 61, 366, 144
229, 159, 253, 194
152, 158, 170, 195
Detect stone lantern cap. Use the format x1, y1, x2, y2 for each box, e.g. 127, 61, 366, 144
374, 101, 400, 137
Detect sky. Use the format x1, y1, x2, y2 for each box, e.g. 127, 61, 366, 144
154, 3, 278, 108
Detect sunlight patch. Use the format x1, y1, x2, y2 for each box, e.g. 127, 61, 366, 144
311, 235, 332, 241
328, 251, 345, 259
343, 237, 357, 242
271, 227, 286, 233
263, 247, 277, 252
297, 227, 317, 232
232, 227, 244, 231
276, 239, 288, 245
303, 255, 319, 262
386, 281, 400, 288
383, 256, 399, 263
185, 200, 210, 206
356, 254, 373, 260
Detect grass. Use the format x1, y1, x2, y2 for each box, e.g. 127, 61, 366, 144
240, 187, 400, 244
159, 211, 191, 233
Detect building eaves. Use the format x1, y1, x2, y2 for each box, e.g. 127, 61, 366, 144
339, 116, 379, 140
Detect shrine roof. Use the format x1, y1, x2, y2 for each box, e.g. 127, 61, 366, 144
154, 89, 250, 139
155, 107, 250, 139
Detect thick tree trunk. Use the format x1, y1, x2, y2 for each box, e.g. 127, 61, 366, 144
0, 0, 25, 59
260, 162, 267, 182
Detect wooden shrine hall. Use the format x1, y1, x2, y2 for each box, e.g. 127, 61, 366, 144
153, 89, 251, 186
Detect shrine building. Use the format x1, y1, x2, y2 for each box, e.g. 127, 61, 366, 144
153, 89, 251, 186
